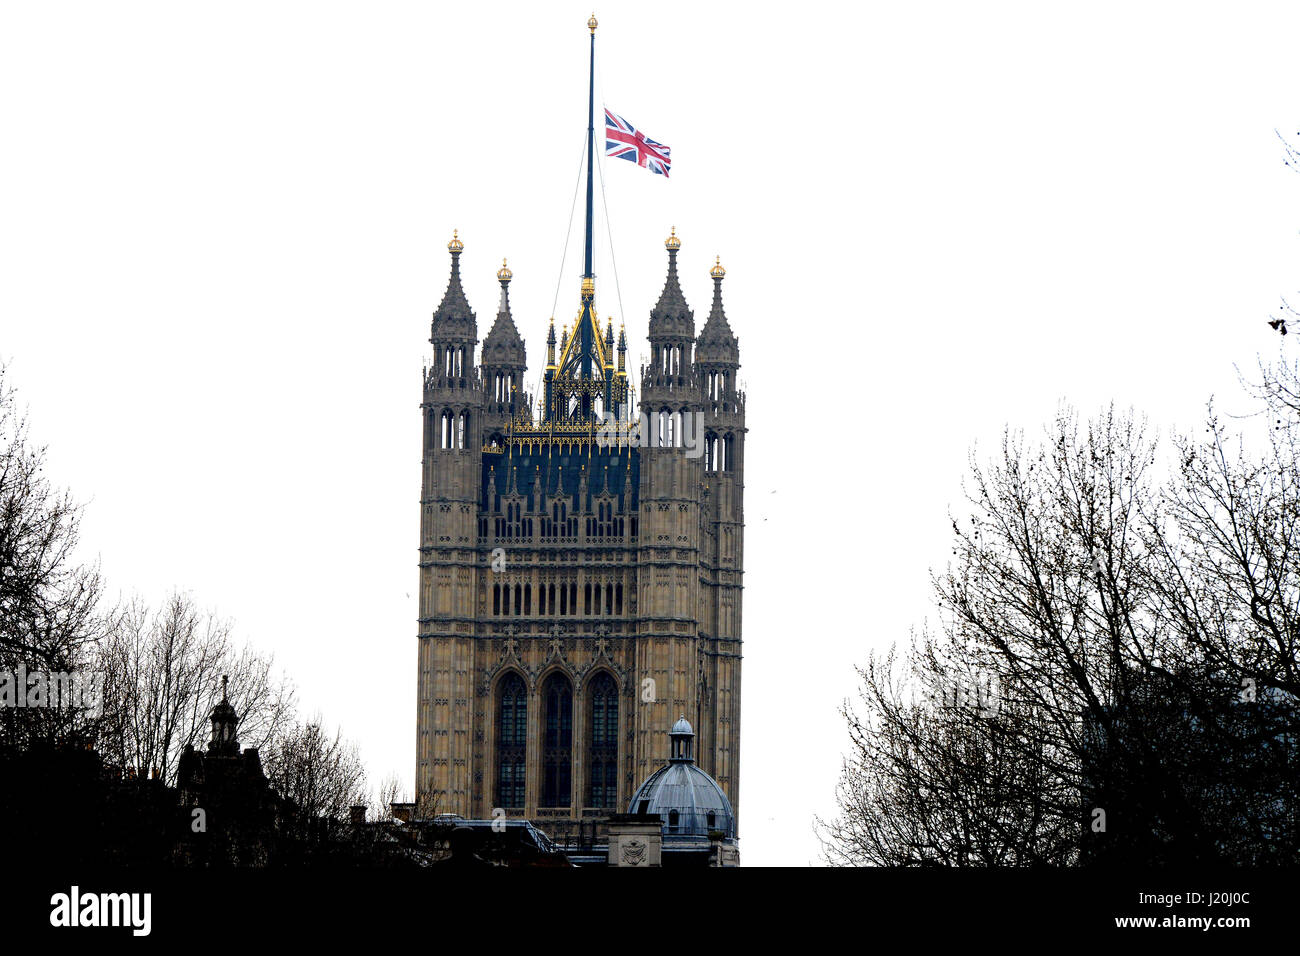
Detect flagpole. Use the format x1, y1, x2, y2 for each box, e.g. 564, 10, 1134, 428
580, 13, 598, 384
584, 14, 597, 280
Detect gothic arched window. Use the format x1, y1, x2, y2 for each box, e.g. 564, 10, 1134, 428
495, 673, 528, 810
440, 410, 454, 449
586, 672, 618, 809
541, 673, 573, 807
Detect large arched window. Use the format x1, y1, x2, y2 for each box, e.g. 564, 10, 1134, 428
495, 673, 528, 809
586, 672, 619, 809
540, 673, 573, 808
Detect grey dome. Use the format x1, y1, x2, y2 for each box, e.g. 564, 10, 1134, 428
627, 716, 735, 840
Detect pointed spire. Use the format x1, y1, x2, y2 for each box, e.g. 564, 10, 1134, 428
431, 230, 476, 342
696, 255, 739, 365
650, 228, 693, 338
483, 257, 526, 367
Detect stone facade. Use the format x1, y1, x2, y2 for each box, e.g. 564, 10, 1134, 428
415, 231, 745, 842
606, 815, 663, 867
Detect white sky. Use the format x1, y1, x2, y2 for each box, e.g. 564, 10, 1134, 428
2, 1, 1299, 866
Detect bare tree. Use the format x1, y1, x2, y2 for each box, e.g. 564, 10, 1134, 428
825, 403, 1298, 866
820, 641, 1076, 866
371, 772, 406, 821
264, 718, 368, 827
1158, 359, 1300, 700
0, 365, 105, 747
94, 592, 296, 783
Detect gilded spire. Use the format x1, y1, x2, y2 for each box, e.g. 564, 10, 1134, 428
650, 228, 693, 338
483, 257, 524, 367
697, 253, 738, 365
431, 229, 475, 342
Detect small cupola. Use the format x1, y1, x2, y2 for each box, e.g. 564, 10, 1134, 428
669, 714, 695, 762
207, 675, 240, 757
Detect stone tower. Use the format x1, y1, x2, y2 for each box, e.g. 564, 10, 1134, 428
414, 15, 744, 844
414, 231, 746, 840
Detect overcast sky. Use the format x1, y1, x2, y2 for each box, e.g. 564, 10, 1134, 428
3, 1, 1299, 866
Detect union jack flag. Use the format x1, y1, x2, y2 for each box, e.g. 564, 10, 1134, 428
605, 109, 671, 178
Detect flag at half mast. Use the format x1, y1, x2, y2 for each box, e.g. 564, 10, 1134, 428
605, 108, 672, 178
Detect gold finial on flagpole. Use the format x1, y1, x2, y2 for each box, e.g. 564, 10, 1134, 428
588, 13, 598, 34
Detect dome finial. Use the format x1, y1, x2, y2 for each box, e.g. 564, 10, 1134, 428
497, 257, 512, 282
665, 226, 681, 251
710, 255, 725, 279
448, 229, 463, 253
588, 12, 598, 34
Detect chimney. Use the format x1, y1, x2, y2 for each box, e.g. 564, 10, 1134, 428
350, 805, 366, 826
